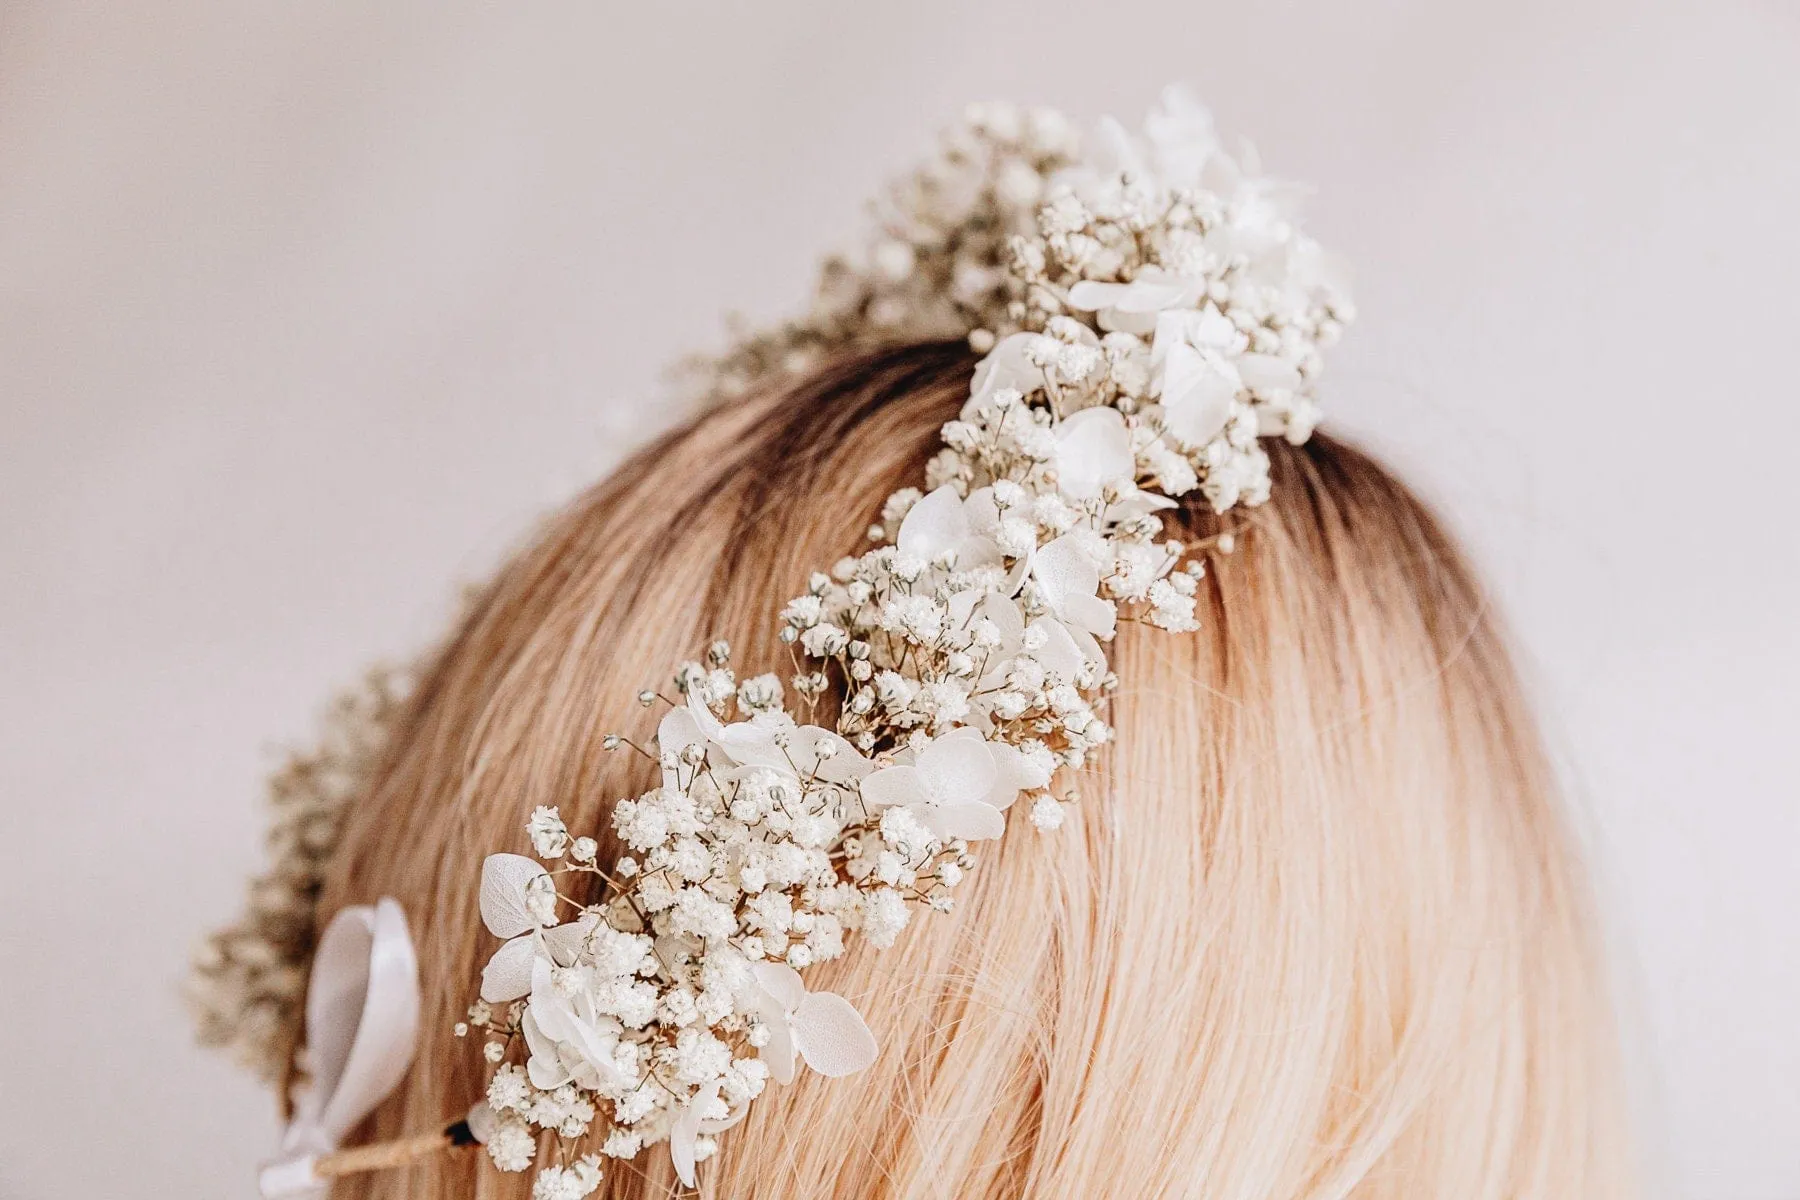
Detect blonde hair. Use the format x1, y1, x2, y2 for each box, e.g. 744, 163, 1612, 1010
318, 342, 1633, 1198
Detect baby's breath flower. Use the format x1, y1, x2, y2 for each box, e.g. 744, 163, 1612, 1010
527, 806, 570, 859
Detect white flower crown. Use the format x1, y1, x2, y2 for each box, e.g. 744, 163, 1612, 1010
231, 87, 1353, 1197
465, 86, 1352, 1195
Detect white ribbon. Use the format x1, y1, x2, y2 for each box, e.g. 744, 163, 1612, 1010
258, 898, 421, 1198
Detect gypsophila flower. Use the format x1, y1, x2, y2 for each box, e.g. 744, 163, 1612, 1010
531, 1156, 602, 1200
528, 806, 570, 858
487, 1115, 537, 1173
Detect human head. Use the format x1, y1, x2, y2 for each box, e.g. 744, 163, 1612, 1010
313, 341, 1633, 1198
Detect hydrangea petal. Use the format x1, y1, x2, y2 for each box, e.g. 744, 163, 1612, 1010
1035, 535, 1106, 631
918, 729, 998, 806
480, 853, 549, 939
897, 485, 969, 561
1031, 616, 1088, 679
1052, 406, 1133, 500
658, 706, 704, 756
522, 1010, 574, 1090
966, 331, 1045, 414
859, 764, 924, 810
670, 1079, 718, 1188
751, 961, 807, 1012
921, 798, 1007, 842
479, 935, 537, 1003
1237, 352, 1302, 395
793, 992, 879, 1078
988, 741, 1050, 808
1160, 341, 1238, 446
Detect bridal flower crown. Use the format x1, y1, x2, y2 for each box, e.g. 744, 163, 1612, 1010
194, 87, 1352, 1197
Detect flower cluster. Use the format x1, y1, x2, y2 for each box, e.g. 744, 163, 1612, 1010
466, 87, 1351, 1194
187, 666, 412, 1082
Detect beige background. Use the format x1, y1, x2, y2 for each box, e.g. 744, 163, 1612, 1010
2, 2, 1796, 1197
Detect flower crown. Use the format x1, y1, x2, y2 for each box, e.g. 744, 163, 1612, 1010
206, 87, 1352, 1197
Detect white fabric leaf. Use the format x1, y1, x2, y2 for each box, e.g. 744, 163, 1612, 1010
479, 935, 536, 1003
479, 853, 549, 939
792, 992, 879, 1078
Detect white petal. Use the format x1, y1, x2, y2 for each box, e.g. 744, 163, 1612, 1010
714, 720, 789, 772
1097, 308, 1160, 336
1053, 406, 1133, 500
670, 1080, 718, 1188
686, 692, 725, 740
1065, 592, 1117, 639
525, 958, 573, 1040
918, 729, 998, 806
793, 992, 879, 1078
1034, 535, 1101, 620
1236, 352, 1302, 394
479, 935, 537, 1003
658, 706, 705, 756
989, 741, 1051, 801
795, 727, 875, 783
751, 961, 807, 1012
921, 799, 1007, 842
897, 485, 969, 562
540, 914, 597, 965
1068, 623, 1106, 668
479, 853, 549, 939
1032, 617, 1088, 681
967, 331, 1045, 414
859, 764, 924, 810
962, 486, 1002, 540
521, 1010, 575, 1089
761, 1015, 798, 1086
1159, 342, 1237, 446
1065, 280, 1128, 312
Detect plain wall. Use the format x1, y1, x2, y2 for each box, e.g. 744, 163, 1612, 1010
0, 2, 1795, 1197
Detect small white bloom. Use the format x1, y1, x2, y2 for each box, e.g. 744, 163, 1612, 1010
527, 806, 570, 858
860, 886, 911, 949
1029, 793, 1067, 831
485, 1114, 536, 1172
531, 1157, 603, 1200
